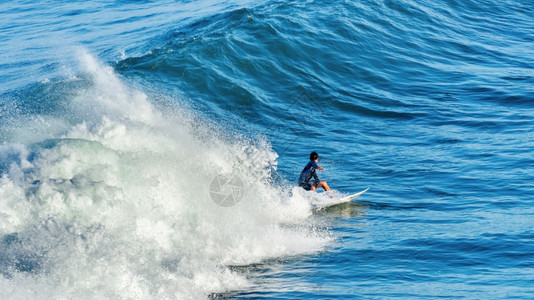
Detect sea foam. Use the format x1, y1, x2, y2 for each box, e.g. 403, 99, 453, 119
0, 52, 330, 299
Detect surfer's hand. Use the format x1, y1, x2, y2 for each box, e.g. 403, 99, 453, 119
318, 166, 324, 171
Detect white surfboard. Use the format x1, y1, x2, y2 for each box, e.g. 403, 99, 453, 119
317, 187, 369, 210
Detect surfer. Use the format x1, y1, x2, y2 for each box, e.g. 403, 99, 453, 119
298, 152, 333, 198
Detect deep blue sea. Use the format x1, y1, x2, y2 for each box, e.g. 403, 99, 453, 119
1, 0, 533, 299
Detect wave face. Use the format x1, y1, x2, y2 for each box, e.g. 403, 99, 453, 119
1, 0, 533, 299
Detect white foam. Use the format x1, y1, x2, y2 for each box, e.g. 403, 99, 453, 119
0, 52, 331, 299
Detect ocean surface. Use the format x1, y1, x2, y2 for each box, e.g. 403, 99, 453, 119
1, 0, 533, 299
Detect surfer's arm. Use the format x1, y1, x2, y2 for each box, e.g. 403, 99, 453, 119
310, 160, 323, 171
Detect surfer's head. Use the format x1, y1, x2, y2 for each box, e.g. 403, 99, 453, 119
310, 152, 319, 161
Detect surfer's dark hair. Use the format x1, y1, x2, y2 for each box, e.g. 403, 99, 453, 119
310, 152, 319, 160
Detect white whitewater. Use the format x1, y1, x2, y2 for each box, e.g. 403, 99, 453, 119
0, 52, 331, 299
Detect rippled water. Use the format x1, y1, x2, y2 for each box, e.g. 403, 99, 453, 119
1, 0, 533, 299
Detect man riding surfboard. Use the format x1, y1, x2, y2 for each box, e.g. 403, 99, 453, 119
298, 152, 333, 198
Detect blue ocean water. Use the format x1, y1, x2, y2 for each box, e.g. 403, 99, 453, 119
1, 0, 533, 299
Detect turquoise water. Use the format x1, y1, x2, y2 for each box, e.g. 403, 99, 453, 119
1, 0, 533, 299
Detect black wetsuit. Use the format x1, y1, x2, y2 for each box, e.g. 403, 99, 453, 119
298, 160, 320, 190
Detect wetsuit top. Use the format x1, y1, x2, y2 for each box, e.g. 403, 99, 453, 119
298, 160, 320, 185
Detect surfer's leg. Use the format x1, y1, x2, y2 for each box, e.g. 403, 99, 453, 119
318, 181, 330, 191
310, 180, 320, 192
318, 181, 333, 198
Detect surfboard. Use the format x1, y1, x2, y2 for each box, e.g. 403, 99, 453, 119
317, 187, 369, 210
